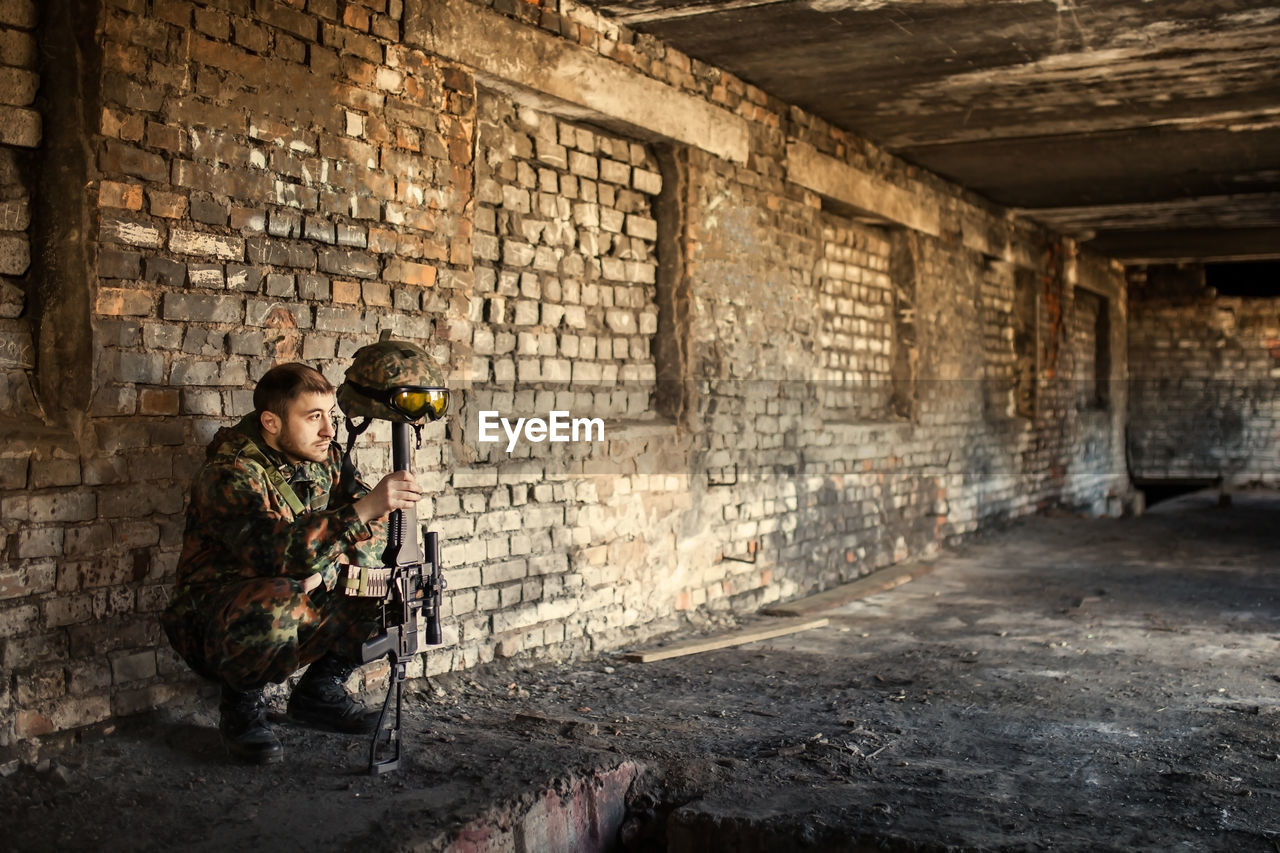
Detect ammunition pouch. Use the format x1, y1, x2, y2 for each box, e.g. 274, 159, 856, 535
341, 564, 393, 599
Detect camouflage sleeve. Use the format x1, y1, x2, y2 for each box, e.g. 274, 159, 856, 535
325, 452, 392, 567
194, 455, 373, 586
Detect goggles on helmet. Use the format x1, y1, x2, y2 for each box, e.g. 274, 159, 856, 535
346, 381, 449, 422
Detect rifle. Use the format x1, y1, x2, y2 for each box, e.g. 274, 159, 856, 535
359, 420, 446, 775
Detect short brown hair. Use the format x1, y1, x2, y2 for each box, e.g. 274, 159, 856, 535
253, 363, 334, 418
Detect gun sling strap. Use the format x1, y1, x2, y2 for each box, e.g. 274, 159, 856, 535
236, 438, 308, 517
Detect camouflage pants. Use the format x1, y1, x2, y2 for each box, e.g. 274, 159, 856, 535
162, 578, 382, 692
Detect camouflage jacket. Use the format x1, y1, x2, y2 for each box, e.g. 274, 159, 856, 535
171, 414, 384, 601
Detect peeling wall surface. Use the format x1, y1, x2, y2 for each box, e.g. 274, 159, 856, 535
1127, 268, 1280, 487
0, 0, 1130, 758
590, 0, 1280, 263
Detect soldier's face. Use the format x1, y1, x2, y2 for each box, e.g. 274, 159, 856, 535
262, 391, 337, 464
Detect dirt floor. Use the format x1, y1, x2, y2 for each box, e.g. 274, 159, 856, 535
5, 489, 1280, 852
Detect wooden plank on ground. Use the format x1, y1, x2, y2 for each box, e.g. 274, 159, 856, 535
761, 562, 934, 618
624, 617, 830, 663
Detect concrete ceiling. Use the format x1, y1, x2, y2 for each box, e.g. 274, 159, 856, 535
583, 0, 1280, 264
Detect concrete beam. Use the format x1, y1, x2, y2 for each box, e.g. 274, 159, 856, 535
1087, 227, 1280, 264
403, 0, 750, 165
1025, 193, 1280, 233
786, 140, 1025, 262
786, 140, 939, 237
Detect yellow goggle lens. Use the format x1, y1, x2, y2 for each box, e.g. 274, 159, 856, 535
391, 388, 449, 420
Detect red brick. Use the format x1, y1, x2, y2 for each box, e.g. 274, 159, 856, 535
15, 710, 54, 738
104, 8, 169, 50
322, 22, 381, 63
256, 0, 318, 39
98, 180, 144, 211
148, 60, 188, 92
153, 0, 193, 26
103, 42, 147, 75
367, 226, 396, 253
342, 3, 370, 31
102, 71, 164, 112
371, 13, 398, 41
384, 257, 435, 287
230, 206, 267, 233
191, 33, 264, 76
332, 278, 360, 303
193, 7, 230, 39
362, 279, 390, 306
233, 19, 271, 53
351, 196, 379, 220
276, 32, 307, 63
138, 388, 179, 416
145, 121, 184, 154
450, 234, 472, 267
147, 189, 187, 219
394, 126, 420, 151
99, 140, 167, 182
309, 0, 338, 21
173, 161, 272, 201
309, 43, 340, 75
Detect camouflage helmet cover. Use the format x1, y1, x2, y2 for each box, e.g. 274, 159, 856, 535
337, 338, 447, 423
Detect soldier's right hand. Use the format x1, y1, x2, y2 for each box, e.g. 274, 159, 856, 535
355, 470, 422, 523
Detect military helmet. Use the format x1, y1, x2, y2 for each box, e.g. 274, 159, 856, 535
337, 338, 449, 423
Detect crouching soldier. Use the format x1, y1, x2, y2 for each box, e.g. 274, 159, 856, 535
162, 360, 430, 764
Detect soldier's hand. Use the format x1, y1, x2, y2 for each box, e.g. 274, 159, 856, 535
355, 470, 422, 523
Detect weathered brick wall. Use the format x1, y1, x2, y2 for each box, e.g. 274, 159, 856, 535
0, 0, 1131, 762
1128, 267, 1279, 486
0, 0, 39, 419
817, 218, 894, 419
2, 0, 478, 758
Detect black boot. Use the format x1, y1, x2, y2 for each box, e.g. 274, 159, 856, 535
219, 685, 283, 765
287, 654, 378, 734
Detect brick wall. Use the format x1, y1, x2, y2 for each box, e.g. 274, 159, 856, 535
0, 0, 1132, 762
817, 219, 894, 419
1128, 266, 1279, 486
0, 0, 39, 419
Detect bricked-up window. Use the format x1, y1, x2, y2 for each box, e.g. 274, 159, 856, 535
1, 1, 92, 424
980, 259, 1017, 419
1072, 287, 1110, 411
1013, 268, 1039, 419
470, 92, 660, 431
816, 216, 895, 419
888, 229, 918, 420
